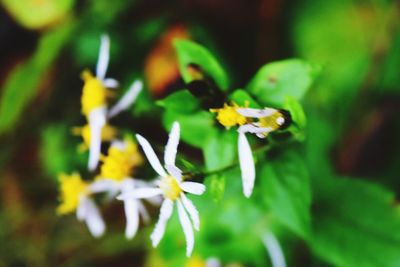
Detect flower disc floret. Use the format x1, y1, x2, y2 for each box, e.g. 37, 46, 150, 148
211, 103, 247, 128
57, 173, 88, 215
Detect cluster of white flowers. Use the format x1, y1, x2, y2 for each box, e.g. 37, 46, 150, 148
58, 35, 289, 259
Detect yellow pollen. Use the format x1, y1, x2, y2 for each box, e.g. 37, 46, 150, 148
81, 70, 108, 117
57, 173, 88, 215
258, 112, 285, 131
210, 102, 247, 128
160, 175, 182, 201
100, 139, 143, 181
185, 256, 206, 267
72, 124, 117, 152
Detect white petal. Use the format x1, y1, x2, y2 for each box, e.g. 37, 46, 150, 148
238, 124, 273, 136
164, 122, 180, 167
124, 199, 139, 239
89, 179, 118, 193
151, 199, 174, 247
88, 107, 106, 171
180, 193, 200, 231
236, 107, 277, 118
103, 78, 119, 89
263, 232, 287, 267
138, 201, 150, 224
180, 182, 206, 195
96, 34, 110, 80
238, 132, 255, 198
206, 258, 222, 267
177, 199, 194, 257
165, 164, 183, 182
108, 80, 143, 119
118, 188, 162, 200
136, 134, 168, 177
83, 198, 106, 238
76, 196, 87, 221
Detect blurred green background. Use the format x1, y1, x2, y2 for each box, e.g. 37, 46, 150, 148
0, 0, 400, 266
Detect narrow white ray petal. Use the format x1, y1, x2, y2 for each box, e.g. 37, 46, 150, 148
164, 122, 180, 167
108, 80, 143, 119
117, 188, 163, 200
236, 107, 277, 118
206, 258, 222, 267
238, 124, 273, 136
138, 201, 151, 224
136, 134, 168, 177
263, 232, 287, 267
151, 199, 174, 247
89, 179, 118, 193
103, 78, 119, 88
84, 198, 106, 238
238, 132, 255, 198
76, 196, 87, 221
88, 107, 106, 171
177, 199, 194, 257
180, 193, 200, 231
96, 34, 110, 80
124, 199, 139, 239
180, 182, 206, 195
165, 164, 183, 182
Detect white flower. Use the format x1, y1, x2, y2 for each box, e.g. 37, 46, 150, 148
57, 173, 105, 238
118, 122, 206, 257
90, 178, 152, 239
81, 34, 143, 171
211, 104, 287, 198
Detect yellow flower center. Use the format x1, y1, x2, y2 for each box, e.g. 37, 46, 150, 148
210, 102, 247, 128
57, 173, 88, 215
258, 112, 285, 131
81, 70, 108, 117
160, 175, 182, 201
100, 139, 143, 181
72, 124, 117, 152
185, 256, 206, 267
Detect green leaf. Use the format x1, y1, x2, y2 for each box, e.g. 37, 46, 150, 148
206, 174, 226, 202
0, 22, 75, 134
247, 59, 319, 107
283, 96, 306, 129
260, 150, 311, 238
1, 0, 74, 29
203, 130, 237, 170
162, 109, 217, 148
229, 89, 261, 108
157, 90, 200, 113
40, 124, 85, 180
310, 178, 400, 267
174, 39, 229, 90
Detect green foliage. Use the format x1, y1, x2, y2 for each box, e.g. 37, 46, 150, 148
157, 90, 200, 113
0, 21, 75, 134
1, 0, 74, 29
162, 109, 217, 148
229, 89, 261, 108
310, 178, 400, 267
174, 39, 229, 90
247, 59, 320, 107
260, 150, 311, 239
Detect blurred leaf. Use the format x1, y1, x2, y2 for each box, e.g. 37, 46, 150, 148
310, 178, 400, 267
229, 89, 261, 108
247, 59, 319, 107
284, 96, 306, 129
0, 21, 75, 134
162, 109, 217, 148
203, 130, 237, 170
379, 30, 400, 92
1, 0, 74, 29
260, 150, 311, 238
157, 90, 200, 113
40, 124, 85, 180
174, 39, 229, 90
206, 174, 226, 202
